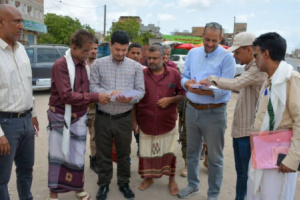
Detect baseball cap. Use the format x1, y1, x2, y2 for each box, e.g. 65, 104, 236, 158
226, 32, 256, 52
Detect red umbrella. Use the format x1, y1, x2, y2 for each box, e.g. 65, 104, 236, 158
174, 43, 196, 50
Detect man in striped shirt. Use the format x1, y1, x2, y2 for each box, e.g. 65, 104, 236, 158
0, 4, 39, 200
90, 30, 145, 200
201, 32, 267, 200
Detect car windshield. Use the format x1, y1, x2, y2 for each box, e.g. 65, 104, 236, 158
182, 56, 186, 61
170, 55, 180, 61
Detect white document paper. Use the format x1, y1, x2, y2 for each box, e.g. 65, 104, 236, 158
192, 84, 219, 90
110, 90, 143, 101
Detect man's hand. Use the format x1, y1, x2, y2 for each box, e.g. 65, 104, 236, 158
115, 95, 134, 103
0, 135, 10, 155
157, 97, 172, 109
132, 120, 139, 134
187, 85, 214, 96
32, 117, 39, 136
98, 93, 111, 105
111, 90, 121, 96
279, 163, 296, 173
184, 79, 197, 89
199, 78, 211, 86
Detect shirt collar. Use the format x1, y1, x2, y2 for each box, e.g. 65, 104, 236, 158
109, 54, 126, 64
146, 64, 169, 76
245, 58, 256, 71
203, 45, 221, 58
71, 55, 85, 67
0, 38, 19, 51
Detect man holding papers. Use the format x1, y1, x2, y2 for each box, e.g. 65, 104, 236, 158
90, 30, 145, 200
246, 32, 300, 200
133, 44, 185, 196
178, 22, 236, 200
201, 32, 267, 200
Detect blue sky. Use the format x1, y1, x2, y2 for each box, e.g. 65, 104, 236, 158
45, 0, 300, 53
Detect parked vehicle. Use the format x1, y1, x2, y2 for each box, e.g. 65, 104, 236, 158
25, 44, 68, 90
169, 54, 186, 73
235, 64, 245, 77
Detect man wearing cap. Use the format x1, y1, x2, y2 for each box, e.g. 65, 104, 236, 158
178, 22, 236, 200
200, 32, 267, 200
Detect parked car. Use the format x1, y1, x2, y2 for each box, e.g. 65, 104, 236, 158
169, 54, 186, 73
25, 44, 68, 90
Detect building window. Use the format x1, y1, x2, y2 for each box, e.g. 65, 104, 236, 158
23, 4, 27, 15
28, 34, 34, 45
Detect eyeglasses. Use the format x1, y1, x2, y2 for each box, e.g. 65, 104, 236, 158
205, 22, 222, 30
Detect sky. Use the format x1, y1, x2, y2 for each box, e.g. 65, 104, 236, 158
44, 0, 300, 53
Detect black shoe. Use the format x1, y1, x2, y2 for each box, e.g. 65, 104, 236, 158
96, 185, 109, 200
119, 184, 135, 199
90, 155, 98, 174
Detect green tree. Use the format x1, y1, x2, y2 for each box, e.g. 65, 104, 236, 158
136, 31, 156, 45
110, 18, 140, 41
38, 13, 95, 45
108, 19, 155, 45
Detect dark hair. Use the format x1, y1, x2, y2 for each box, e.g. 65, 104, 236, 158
148, 44, 164, 56
111, 30, 129, 45
70, 29, 94, 48
204, 22, 222, 36
93, 37, 99, 45
253, 32, 286, 61
128, 42, 142, 51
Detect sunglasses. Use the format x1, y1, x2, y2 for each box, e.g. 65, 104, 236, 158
205, 22, 222, 30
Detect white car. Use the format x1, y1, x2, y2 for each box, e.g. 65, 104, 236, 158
235, 64, 245, 77
169, 54, 187, 73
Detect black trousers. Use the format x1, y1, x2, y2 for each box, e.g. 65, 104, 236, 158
94, 111, 132, 187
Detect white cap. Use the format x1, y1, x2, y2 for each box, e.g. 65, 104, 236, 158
226, 32, 256, 52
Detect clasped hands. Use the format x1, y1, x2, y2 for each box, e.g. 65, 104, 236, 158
98, 90, 134, 105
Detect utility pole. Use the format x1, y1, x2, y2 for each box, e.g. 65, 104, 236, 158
232, 16, 236, 42
103, 5, 106, 40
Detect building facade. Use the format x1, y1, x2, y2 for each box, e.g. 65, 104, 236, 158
0, 0, 47, 44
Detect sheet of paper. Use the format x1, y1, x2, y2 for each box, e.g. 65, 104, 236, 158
192, 84, 218, 90
110, 90, 143, 101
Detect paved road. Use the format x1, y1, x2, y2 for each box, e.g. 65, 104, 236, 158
8, 92, 300, 200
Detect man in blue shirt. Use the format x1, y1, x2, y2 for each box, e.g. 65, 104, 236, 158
178, 22, 235, 200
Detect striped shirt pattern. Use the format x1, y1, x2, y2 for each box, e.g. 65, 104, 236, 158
209, 59, 267, 138
0, 38, 33, 136
90, 55, 145, 115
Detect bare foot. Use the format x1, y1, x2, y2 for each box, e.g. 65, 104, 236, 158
169, 181, 179, 196
76, 190, 91, 200
138, 178, 154, 191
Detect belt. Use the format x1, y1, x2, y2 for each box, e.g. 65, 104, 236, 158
0, 108, 32, 118
97, 110, 131, 119
49, 106, 83, 119
188, 100, 225, 110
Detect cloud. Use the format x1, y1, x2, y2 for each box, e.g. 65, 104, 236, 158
157, 14, 176, 21
45, 0, 99, 27
236, 13, 255, 22
109, 0, 158, 8
164, 3, 176, 8
177, 0, 212, 10
107, 11, 136, 22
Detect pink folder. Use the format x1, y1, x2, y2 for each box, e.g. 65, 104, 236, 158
250, 129, 293, 169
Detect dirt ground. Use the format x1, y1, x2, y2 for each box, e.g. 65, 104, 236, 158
8, 92, 300, 200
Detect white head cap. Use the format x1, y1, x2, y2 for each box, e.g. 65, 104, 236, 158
226, 32, 256, 52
